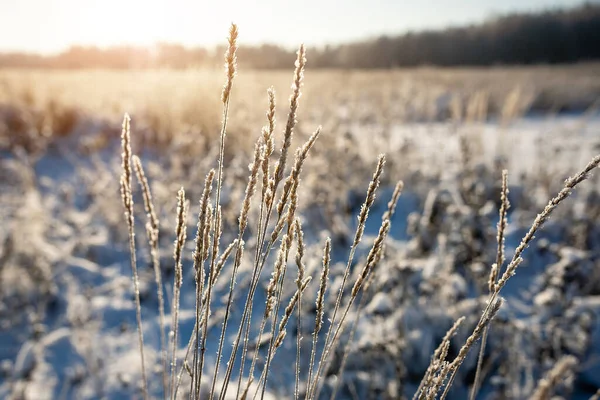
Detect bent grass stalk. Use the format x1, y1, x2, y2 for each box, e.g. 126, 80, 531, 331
331, 180, 404, 400
309, 155, 386, 399
414, 317, 466, 400
312, 217, 392, 400
132, 155, 167, 398
437, 298, 504, 400
438, 155, 600, 399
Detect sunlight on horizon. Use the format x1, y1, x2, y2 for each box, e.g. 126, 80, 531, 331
0, 0, 593, 54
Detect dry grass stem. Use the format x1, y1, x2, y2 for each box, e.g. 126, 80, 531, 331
294, 219, 306, 400
489, 169, 510, 293
495, 155, 600, 292
471, 169, 510, 400
218, 135, 264, 398
275, 277, 312, 349
119, 114, 148, 400
415, 317, 466, 400
309, 155, 385, 399
352, 219, 390, 297
437, 155, 598, 400
259, 227, 297, 399
305, 237, 331, 394
221, 24, 238, 105
170, 188, 187, 400
206, 22, 238, 399
277, 127, 321, 219
383, 180, 404, 221
439, 297, 504, 400
231, 86, 284, 400
240, 139, 263, 233
273, 44, 306, 189
530, 355, 577, 400
331, 184, 404, 400
191, 169, 215, 399
132, 155, 167, 397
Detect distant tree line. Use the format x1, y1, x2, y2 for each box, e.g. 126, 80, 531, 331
1, 2, 599, 69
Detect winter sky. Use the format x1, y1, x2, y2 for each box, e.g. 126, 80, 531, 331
0, 0, 594, 53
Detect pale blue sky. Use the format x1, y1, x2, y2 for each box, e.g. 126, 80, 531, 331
0, 0, 592, 53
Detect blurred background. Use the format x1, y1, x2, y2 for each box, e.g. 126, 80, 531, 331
1, 1, 600, 399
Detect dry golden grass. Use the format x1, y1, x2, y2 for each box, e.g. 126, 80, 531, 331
1, 63, 599, 145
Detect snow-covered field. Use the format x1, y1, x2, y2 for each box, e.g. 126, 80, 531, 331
1, 71, 600, 399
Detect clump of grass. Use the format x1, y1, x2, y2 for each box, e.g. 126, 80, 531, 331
117, 23, 600, 400
420, 155, 600, 400
118, 24, 397, 399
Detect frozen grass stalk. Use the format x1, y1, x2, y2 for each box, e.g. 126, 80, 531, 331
170, 188, 187, 400
259, 227, 296, 399
273, 44, 306, 190
233, 125, 319, 399
414, 317, 466, 400
332, 181, 404, 400
190, 170, 215, 399
495, 155, 600, 292
206, 22, 237, 399
306, 237, 330, 396
293, 219, 306, 400
132, 155, 167, 398
218, 135, 263, 399
471, 169, 509, 400
434, 155, 599, 399
119, 114, 148, 400
234, 89, 277, 399
259, 129, 322, 396
235, 51, 308, 394
439, 298, 504, 400
309, 155, 385, 399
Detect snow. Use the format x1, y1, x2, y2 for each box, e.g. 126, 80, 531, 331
1, 112, 600, 399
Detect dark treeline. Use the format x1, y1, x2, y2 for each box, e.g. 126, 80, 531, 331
1, 2, 599, 69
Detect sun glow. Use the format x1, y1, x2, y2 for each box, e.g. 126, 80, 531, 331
1, 0, 262, 53
66, 0, 234, 49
